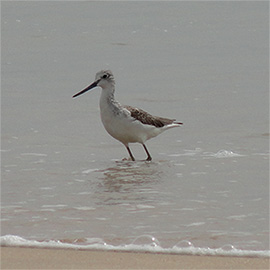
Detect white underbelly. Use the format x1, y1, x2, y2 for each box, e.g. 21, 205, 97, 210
100, 105, 160, 145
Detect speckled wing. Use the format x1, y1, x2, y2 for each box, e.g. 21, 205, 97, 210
123, 105, 182, 128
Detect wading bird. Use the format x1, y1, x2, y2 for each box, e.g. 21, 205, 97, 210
73, 70, 183, 161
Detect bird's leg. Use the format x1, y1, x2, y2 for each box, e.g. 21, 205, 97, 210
143, 144, 152, 161
126, 145, 135, 161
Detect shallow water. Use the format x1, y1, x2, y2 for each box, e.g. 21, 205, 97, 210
2, 150, 269, 252
1, 1, 269, 255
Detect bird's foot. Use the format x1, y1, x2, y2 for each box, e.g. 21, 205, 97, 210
122, 157, 134, 161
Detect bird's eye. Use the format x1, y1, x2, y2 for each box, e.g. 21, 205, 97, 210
102, 74, 108, 79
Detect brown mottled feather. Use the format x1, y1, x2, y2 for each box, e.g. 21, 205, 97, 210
124, 105, 182, 128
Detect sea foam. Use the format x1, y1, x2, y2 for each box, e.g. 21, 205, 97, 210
1, 235, 269, 258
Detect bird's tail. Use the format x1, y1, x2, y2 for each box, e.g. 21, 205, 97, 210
174, 121, 183, 125
162, 122, 183, 131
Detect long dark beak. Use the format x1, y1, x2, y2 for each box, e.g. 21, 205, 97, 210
72, 80, 100, 98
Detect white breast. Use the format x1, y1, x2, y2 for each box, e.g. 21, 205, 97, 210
99, 90, 161, 145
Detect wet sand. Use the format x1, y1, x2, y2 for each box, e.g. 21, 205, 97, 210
1, 247, 269, 269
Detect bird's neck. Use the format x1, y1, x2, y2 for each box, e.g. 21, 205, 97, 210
99, 86, 117, 109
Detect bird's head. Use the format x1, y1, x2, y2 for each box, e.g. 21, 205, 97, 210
73, 70, 115, 98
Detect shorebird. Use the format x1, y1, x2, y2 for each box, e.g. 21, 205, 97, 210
73, 70, 183, 161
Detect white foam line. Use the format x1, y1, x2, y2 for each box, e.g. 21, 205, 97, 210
0, 235, 269, 258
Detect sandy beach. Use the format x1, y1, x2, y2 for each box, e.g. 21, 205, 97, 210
1, 247, 269, 269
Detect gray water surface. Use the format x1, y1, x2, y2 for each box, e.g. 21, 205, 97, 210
2, 1, 269, 251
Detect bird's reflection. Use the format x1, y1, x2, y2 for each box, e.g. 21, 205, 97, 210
94, 161, 163, 205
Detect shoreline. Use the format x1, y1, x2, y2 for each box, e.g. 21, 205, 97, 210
1, 247, 269, 269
